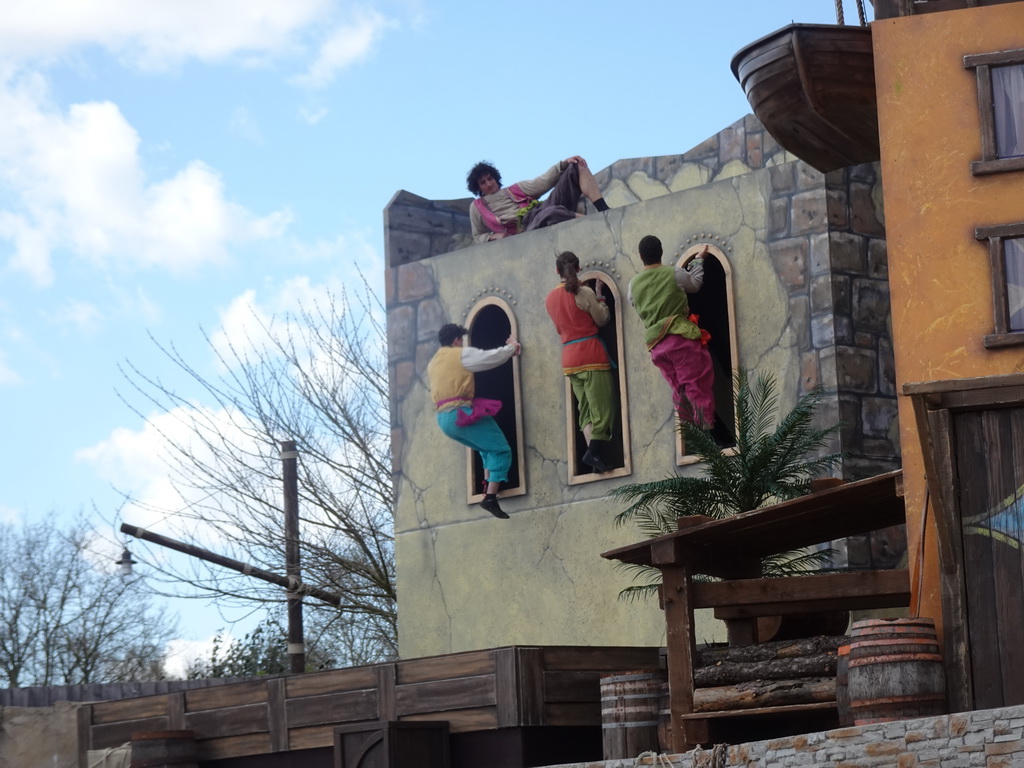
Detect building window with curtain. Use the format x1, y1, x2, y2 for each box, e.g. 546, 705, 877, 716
965, 50, 1024, 175
976, 223, 1024, 348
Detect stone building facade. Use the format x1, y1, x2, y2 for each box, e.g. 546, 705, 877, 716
384, 115, 901, 660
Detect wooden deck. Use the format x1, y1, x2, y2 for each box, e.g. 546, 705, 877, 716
603, 471, 910, 751
78, 645, 662, 766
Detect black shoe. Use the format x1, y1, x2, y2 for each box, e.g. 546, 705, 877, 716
481, 495, 509, 519
581, 442, 610, 473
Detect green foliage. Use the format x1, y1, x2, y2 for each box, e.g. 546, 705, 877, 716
186, 618, 333, 679
612, 370, 844, 600
186, 623, 288, 679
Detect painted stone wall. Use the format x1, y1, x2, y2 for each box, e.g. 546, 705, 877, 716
0, 702, 85, 768
873, 3, 1024, 646
384, 116, 899, 659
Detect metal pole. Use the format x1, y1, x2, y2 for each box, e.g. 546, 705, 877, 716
118, 523, 341, 606
281, 440, 305, 673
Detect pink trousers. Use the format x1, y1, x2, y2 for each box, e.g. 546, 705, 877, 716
650, 334, 715, 426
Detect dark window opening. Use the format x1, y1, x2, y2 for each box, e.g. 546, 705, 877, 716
685, 250, 737, 451
468, 302, 524, 497
567, 274, 630, 482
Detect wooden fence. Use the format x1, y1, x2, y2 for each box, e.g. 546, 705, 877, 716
78, 645, 662, 766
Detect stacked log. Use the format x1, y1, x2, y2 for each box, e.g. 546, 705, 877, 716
692, 636, 845, 713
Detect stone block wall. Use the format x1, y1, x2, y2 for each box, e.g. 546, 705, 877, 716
545, 704, 1024, 768
385, 116, 898, 496
383, 190, 472, 266
383, 115, 902, 658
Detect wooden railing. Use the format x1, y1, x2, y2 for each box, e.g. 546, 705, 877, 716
78, 645, 662, 766
603, 471, 911, 751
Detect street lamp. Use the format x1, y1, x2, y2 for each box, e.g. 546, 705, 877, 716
115, 548, 137, 577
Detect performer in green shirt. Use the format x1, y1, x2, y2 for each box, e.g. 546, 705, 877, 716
627, 236, 714, 426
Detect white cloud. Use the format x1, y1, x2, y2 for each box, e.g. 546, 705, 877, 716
209, 290, 277, 370
0, 0, 332, 70
0, 211, 54, 284
292, 10, 392, 89
76, 418, 188, 519
0, 75, 291, 284
77, 404, 267, 545
51, 300, 102, 336
0, 1, 400, 89
164, 635, 227, 679
207, 275, 347, 368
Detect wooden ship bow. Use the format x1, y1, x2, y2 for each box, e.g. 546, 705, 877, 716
731, 22, 880, 173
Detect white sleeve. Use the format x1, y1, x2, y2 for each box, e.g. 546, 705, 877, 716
461, 344, 516, 372
575, 286, 610, 327
675, 259, 704, 293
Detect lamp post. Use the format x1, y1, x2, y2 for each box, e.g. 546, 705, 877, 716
119, 439, 339, 675
281, 440, 305, 674
115, 548, 137, 577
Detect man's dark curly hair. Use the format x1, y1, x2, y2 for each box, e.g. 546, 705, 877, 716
438, 323, 469, 347
466, 161, 501, 196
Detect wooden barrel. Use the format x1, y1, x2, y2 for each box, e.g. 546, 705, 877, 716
130, 731, 199, 768
847, 618, 946, 725
835, 643, 852, 726
600, 671, 665, 760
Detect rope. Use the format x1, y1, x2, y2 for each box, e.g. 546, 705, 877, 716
836, 0, 869, 26
635, 751, 675, 767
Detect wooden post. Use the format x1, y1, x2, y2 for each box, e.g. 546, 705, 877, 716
654, 536, 704, 752
281, 440, 305, 674
721, 557, 763, 647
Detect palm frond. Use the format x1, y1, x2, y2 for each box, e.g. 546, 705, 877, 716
761, 547, 837, 577
612, 368, 848, 601
614, 562, 664, 602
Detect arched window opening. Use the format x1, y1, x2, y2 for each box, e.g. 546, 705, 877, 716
566, 271, 632, 485
466, 299, 526, 500
675, 245, 738, 462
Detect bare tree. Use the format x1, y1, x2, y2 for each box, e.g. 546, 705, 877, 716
116, 281, 397, 662
0, 516, 175, 687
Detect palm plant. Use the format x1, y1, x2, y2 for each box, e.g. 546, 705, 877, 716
613, 370, 844, 600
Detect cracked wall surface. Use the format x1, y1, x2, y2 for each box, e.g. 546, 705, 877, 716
385, 116, 899, 659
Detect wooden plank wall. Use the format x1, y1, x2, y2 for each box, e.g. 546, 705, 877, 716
80, 646, 661, 764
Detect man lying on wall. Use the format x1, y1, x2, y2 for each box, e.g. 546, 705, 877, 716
466, 157, 610, 244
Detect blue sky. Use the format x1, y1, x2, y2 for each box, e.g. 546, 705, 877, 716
0, 0, 873, 667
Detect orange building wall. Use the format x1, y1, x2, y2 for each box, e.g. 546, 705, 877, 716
873, 5, 1024, 642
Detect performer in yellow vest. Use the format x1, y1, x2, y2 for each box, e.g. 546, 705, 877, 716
427, 323, 522, 519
